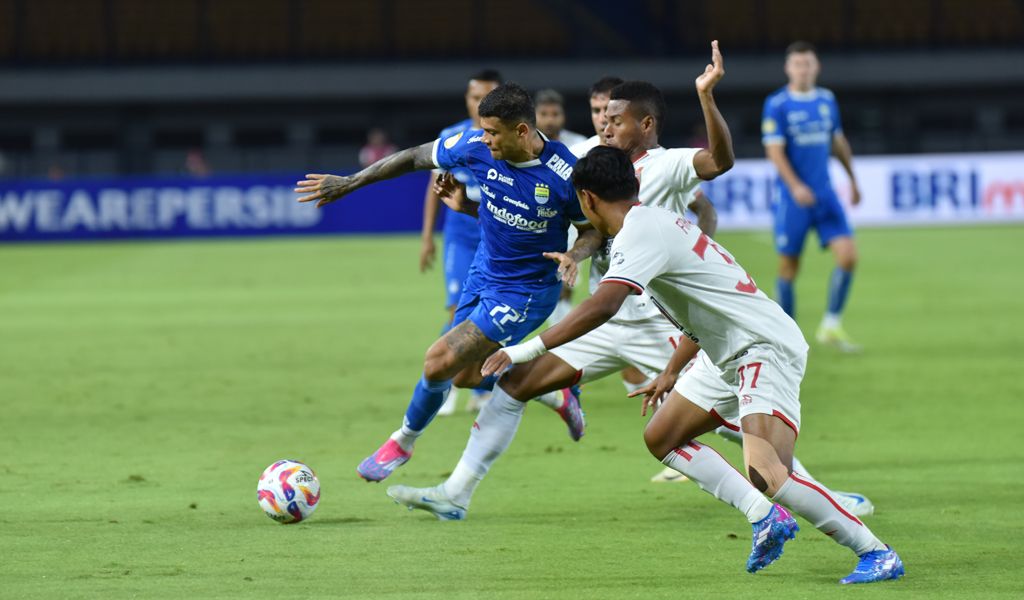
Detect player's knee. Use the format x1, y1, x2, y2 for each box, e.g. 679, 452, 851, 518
778, 258, 799, 280
838, 250, 857, 271
496, 364, 529, 398
746, 460, 790, 496
642, 423, 673, 460
423, 343, 455, 381
451, 369, 481, 389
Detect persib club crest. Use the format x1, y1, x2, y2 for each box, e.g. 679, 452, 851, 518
534, 183, 550, 204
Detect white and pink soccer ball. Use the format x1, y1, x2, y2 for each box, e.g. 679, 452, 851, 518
257, 460, 321, 524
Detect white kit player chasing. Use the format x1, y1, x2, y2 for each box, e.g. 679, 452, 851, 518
479, 145, 905, 584
389, 42, 873, 520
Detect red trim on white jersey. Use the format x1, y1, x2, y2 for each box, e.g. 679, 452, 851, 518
772, 410, 800, 437
600, 277, 643, 294
789, 472, 864, 526
710, 409, 741, 432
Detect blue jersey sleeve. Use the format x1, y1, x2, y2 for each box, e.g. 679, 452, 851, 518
432, 129, 483, 171
762, 96, 787, 146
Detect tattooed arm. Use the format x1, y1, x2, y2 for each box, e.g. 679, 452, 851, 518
295, 141, 437, 208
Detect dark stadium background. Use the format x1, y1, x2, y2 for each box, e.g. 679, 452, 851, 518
0, 0, 1021, 180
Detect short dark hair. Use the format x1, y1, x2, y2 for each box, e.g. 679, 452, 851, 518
478, 82, 535, 126
572, 146, 638, 201
609, 81, 667, 135
469, 69, 503, 84
785, 41, 816, 57
535, 88, 564, 107
589, 76, 624, 97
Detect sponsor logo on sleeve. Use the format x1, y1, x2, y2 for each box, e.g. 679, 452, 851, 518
443, 132, 463, 149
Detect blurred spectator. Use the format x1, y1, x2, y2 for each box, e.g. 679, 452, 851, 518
359, 128, 397, 167
535, 89, 588, 147
185, 148, 212, 178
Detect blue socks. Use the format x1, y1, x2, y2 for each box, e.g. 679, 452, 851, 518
403, 375, 453, 432
776, 277, 795, 317
474, 374, 498, 392
827, 267, 854, 317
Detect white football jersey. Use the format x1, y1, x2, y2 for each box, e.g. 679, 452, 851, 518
602, 205, 808, 367
589, 147, 703, 322
569, 135, 601, 158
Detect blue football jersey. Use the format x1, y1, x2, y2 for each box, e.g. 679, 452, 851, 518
436, 118, 483, 247
432, 129, 586, 289
762, 86, 843, 195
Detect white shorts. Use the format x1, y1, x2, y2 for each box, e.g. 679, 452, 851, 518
673, 344, 805, 435
550, 317, 682, 385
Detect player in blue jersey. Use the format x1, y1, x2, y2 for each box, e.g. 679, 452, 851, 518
296, 83, 603, 482
762, 41, 862, 352
419, 69, 502, 415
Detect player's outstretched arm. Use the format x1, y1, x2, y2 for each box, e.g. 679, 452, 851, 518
295, 141, 436, 208
480, 282, 630, 376
692, 40, 735, 180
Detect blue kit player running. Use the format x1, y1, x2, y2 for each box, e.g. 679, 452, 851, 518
295, 83, 602, 482
763, 41, 862, 351
419, 70, 502, 414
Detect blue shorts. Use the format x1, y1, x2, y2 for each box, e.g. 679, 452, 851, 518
452, 271, 561, 346
773, 187, 853, 257
443, 238, 480, 308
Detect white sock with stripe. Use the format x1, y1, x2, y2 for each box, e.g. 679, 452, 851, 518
772, 473, 886, 555
443, 384, 526, 508
661, 441, 773, 523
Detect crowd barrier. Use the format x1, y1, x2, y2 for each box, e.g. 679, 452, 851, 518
2, 151, 1022, 243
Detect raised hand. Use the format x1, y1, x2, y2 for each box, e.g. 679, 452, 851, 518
695, 40, 725, 95
295, 174, 356, 208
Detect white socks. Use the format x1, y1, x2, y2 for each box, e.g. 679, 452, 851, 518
534, 390, 563, 410
443, 385, 527, 507
390, 421, 422, 452
773, 473, 885, 555
821, 313, 842, 329
661, 442, 773, 523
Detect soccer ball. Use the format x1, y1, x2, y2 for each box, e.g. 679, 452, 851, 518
257, 460, 321, 524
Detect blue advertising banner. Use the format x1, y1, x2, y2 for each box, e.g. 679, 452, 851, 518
0, 172, 433, 242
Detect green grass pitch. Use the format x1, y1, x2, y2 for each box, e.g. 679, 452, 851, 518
2, 225, 1022, 599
